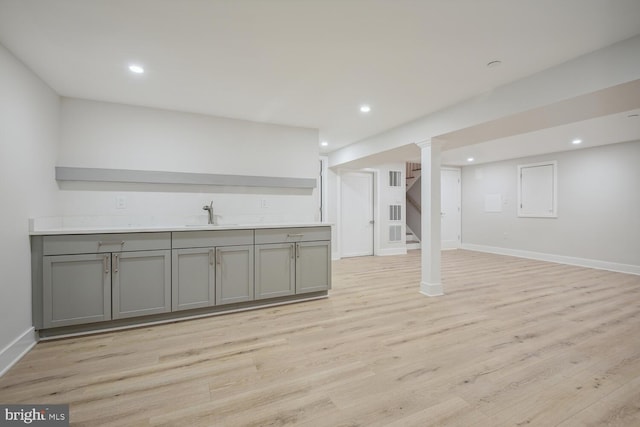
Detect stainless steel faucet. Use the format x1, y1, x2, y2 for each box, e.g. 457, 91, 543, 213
203, 201, 215, 225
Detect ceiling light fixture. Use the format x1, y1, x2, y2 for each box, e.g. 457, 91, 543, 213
359, 105, 371, 113
320, 141, 329, 147
128, 64, 145, 74
572, 139, 582, 145
486, 60, 502, 68
467, 157, 475, 162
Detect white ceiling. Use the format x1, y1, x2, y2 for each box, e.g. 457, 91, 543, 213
1, 0, 640, 156
442, 108, 640, 166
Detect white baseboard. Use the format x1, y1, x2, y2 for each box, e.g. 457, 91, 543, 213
461, 243, 640, 276
377, 248, 407, 256
0, 327, 37, 378
420, 281, 444, 297
332, 248, 408, 258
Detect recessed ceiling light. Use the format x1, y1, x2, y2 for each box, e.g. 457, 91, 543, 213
128, 64, 145, 74
359, 105, 371, 113
572, 139, 582, 145
467, 157, 475, 162
486, 60, 502, 68
320, 141, 329, 147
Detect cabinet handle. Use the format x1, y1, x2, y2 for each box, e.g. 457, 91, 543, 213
98, 240, 125, 247
216, 249, 221, 265
104, 255, 109, 273
290, 244, 294, 259
209, 249, 214, 265
296, 243, 300, 258
287, 233, 304, 238
114, 254, 119, 273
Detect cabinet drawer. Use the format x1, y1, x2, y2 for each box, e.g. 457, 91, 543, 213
172, 229, 254, 249
43, 233, 171, 255
255, 227, 331, 244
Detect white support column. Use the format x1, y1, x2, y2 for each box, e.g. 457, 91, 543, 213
417, 139, 443, 296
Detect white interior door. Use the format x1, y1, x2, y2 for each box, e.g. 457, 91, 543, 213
340, 172, 374, 257
441, 168, 461, 249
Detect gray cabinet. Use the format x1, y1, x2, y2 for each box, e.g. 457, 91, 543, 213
172, 248, 215, 311
34, 226, 330, 332
255, 243, 295, 299
255, 227, 331, 296
112, 250, 171, 319
40, 233, 171, 327
216, 245, 254, 305
296, 241, 331, 293
171, 230, 255, 308
43, 253, 111, 328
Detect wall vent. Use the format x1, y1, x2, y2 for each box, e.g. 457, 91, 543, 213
389, 171, 402, 187
389, 204, 402, 221
389, 225, 402, 242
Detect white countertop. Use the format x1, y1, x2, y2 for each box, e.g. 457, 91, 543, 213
29, 222, 332, 236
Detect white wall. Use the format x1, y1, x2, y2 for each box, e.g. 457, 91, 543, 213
462, 141, 640, 271
59, 98, 318, 177
0, 43, 60, 372
326, 166, 340, 259
375, 163, 407, 256
55, 98, 320, 225
329, 162, 406, 259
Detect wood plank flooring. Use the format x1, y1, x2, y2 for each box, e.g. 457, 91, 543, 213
1, 249, 640, 426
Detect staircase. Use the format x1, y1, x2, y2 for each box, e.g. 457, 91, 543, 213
406, 162, 421, 190
406, 227, 421, 250
405, 162, 421, 249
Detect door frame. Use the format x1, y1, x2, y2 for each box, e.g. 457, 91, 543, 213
337, 169, 376, 259
318, 156, 328, 223
441, 167, 462, 250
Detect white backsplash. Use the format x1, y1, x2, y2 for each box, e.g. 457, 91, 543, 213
31, 190, 318, 232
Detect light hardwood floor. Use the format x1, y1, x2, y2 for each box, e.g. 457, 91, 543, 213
2, 249, 640, 426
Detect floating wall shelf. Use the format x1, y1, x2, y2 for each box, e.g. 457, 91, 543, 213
55, 167, 317, 189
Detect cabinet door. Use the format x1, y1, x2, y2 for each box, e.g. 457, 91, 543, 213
43, 254, 111, 328
296, 241, 331, 294
255, 243, 295, 300
112, 250, 171, 319
216, 245, 254, 305
172, 248, 215, 311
